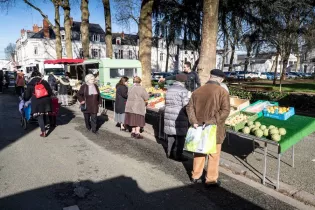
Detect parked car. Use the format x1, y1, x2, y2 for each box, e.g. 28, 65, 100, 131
151, 72, 173, 81
236, 71, 245, 79
304, 73, 312, 77
259, 72, 268, 79
224, 71, 238, 79
286, 72, 298, 79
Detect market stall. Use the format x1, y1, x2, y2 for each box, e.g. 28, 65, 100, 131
224, 100, 315, 190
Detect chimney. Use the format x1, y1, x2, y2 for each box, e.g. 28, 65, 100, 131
121, 31, 125, 39
43, 18, 50, 38
70, 17, 73, 27
20, 29, 25, 36
33, 24, 39, 33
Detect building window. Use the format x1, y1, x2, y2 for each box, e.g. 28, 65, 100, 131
92, 34, 100, 42
34, 46, 38, 55
184, 57, 187, 62
91, 49, 100, 58
62, 46, 66, 57
185, 51, 187, 54
191, 52, 194, 55
160, 53, 163, 61
118, 50, 123, 59
129, 50, 132, 59
116, 38, 121, 45
110, 68, 137, 79
61, 35, 65, 40
79, 48, 83, 58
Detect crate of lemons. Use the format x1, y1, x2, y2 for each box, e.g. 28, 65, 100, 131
266, 106, 290, 114
241, 121, 287, 142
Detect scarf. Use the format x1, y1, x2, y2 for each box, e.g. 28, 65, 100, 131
87, 83, 97, 95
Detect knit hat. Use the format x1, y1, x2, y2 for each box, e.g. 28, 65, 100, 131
210, 69, 225, 78
176, 74, 188, 82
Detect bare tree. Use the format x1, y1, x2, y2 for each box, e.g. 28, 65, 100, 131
102, 0, 113, 58
23, 0, 62, 59
139, 0, 154, 87
4, 43, 16, 60
80, 0, 90, 59
197, 0, 220, 85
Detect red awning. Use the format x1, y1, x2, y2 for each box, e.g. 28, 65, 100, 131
44, 59, 84, 64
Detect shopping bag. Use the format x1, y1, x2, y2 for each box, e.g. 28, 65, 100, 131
184, 125, 217, 154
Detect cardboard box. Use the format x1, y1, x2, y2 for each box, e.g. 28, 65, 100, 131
229, 96, 250, 116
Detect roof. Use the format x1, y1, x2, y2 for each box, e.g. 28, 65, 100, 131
70, 58, 142, 68
72, 21, 105, 34
30, 21, 105, 39
112, 33, 138, 45
44, 59, 84, 64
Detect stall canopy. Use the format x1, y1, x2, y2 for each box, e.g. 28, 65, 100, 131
44, 59, 84, 64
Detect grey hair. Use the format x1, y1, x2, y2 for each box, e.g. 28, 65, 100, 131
85, 74, 95, 83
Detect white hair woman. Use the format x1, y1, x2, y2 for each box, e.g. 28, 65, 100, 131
77, 74, 101, 134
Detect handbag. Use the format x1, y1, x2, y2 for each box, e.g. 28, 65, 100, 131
80, 85, 88, 112
184, 124, 217, 155
34, 80, 49, 99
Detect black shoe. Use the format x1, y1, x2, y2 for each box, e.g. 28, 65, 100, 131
190, 177, 202, 184
174, 155, 188, 162
205, 180, 221, 188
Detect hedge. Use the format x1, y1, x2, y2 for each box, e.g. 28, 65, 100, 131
229, 87, 315, 111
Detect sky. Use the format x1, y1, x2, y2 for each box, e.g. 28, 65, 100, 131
0, 1, 138, 59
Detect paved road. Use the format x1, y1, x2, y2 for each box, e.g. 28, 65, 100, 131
0, 92, 311, 210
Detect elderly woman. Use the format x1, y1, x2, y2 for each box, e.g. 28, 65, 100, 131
24, 71, 53, 137
125, 76, 149, 139
115, 76, 129, 131
77, 74, 101, 134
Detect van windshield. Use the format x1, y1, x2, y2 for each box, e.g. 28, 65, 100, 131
44, 68, 64, 76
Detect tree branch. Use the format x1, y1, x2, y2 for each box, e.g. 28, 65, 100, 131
23, 0, 54, 27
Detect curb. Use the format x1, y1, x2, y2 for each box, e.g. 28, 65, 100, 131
69, 107, 315, 207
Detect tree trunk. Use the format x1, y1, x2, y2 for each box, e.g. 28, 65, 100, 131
197, 0, 219, 85
228, 45, 235, 72
165, 44, 170, 72
279, 52, 290, 91
62, 0, 73, 58
221, 35, 228, 71
80, 0, 90, 59
54, 3, 62, 59
102, 0, 113, 58
139, 0, 154, 88
296, 54, 300, 72
273, 53, 279, 85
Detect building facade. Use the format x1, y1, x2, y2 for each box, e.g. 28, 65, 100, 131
16, 19, 225, 74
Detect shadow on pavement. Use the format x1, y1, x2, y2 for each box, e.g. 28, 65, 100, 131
0, 176, 267, 210
0, 90, 75, 152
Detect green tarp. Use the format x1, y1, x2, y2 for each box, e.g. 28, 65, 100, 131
257, 115, 315, 153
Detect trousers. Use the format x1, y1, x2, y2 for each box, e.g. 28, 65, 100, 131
59, 94, 68, 106
37, 115, 54, 132
191, 144, 222, 183
84, 113, 97, 132
167, 135, 185, 156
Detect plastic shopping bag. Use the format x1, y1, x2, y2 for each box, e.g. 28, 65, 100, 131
184, 125, 217, 154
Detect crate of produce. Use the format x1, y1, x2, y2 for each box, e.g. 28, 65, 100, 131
225, 111, 259, 131
242, 100, 278, 118
229, 96, 250, 116
263, 106, 295, 121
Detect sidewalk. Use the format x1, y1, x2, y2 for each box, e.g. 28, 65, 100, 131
80, 101, 315, 206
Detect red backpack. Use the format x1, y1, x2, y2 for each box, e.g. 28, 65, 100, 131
34, 80, 48, 99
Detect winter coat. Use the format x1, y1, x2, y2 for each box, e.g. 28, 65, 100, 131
115, 84, 128, 114
59, 77, 70, 95
164, 82, 190, 136
48, 74, 57, 91
24, 77, 53, 115
125, 84, 149, 116
77, 84, 101, 114
186, 80, 230, 144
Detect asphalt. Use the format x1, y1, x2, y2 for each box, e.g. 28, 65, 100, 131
0, 90, 312, 210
